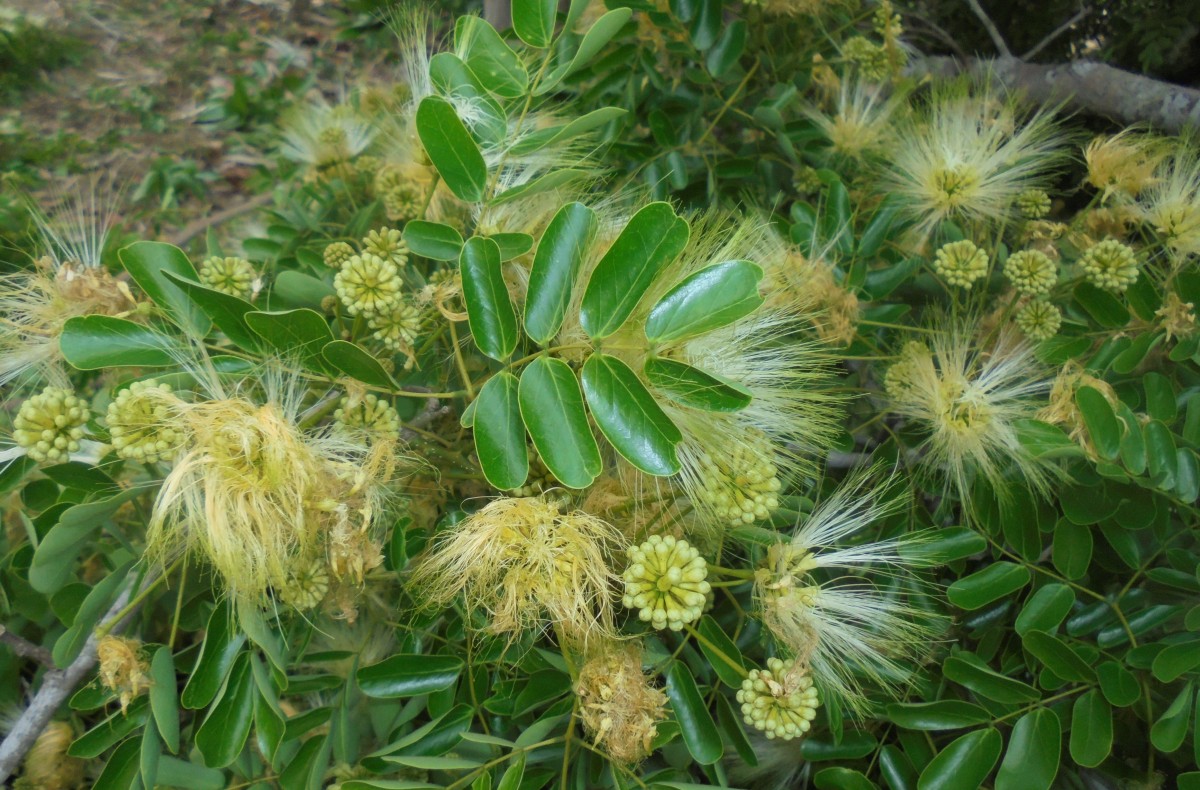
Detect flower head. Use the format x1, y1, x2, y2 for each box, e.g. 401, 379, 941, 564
14, 386, 90, 463
1017, 188, 1051, 219
334, 393, 401, 441
324, 241, 355, 269
1079, 239, 1138, 292
15, 721, 83, 790
368, 299, 422, 356
841, 37, 890, 81
933, 240, 988, 288
576, 642, 668, 763
280, 99, 375, 171
1003, 249, 1057, 296
737, 658, 820, 740
1014, 299, 1062, 342
362, 227, 409, 268
1136, 143, 1200, 260
622, 535, 711, 630
198, 256, 257, 299
97, 635, 151, 712
106, 379, 186, 463
334, 253, 404, 317
1085, 130, 1166, 202
1157, 292, 1197, 342
803, 79, 903, 160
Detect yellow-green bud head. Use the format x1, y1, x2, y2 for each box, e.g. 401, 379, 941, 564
1017, 188, 1051, 219
622, 535, 711, 631
198, 256, 257, 299
695, 429, 782, 526
333, 393, 401, 440
334, 253, 403, 318
106, 380, 185, 464
841, 36, 889, 81
381, 183, 424, 223
933, 240, 989, 288
14, 387, 90, 463
736, 657, 820, 740
362, 227, 409, 268
1003, 249, 1058, 296
277, 558, 329, 611
323, 241, 356, 269
1079, 239, 1138, 293
1015, 299, 1062, 342
368, 300, 422, 352
793, 165, 824, 197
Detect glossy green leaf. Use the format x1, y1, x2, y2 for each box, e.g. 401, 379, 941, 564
538, 8, 633, 92
490, 232, 534, 261
1076, 385, 1122, 460
1097, 660, 1141, 707
582, 353, 682, 476
518, 356, 601, 489
1152, 638, 1200, 682
403, 220, 464, 261
68, 698, 149, 758
1015, 584, 1075, 636
160, 271, 261, 351
1052, 518, 1093, 579
59, 315, 179, 369
155, 757, 227, 790
899, 526, 985, 564
1022, 629, 1097, 682
245, 308, 336, 371
1145, 420, 1178, 488
1144, 372, 1178, 422
417, 96, 487, 202
92, 736, 141, 790
119, 240, 210, 335
1074, 282, 1130, 328
886, 701, 992, 730
695, 615, 747, 688
460, 236, 519, 361
580, 202, 689, 339
946, 561, 1030, 609
524, 202, 597, 344
1150, 683, 1193, 752
195, 654, 255, 768
916, 728, 1002, 790
456, 16, 528, 97
512, 0, 556, 47
645, 260, 764, 343
814, 768, 876, 790
52, 561, 133, 667
714, 693, 757, 767
149, 646, 180, 753
497, 752, 526, 790
472, 372, 529, 490
664, 660, 723, 765
272, 270, 334, 310
141, 713, 161, 788
706, 20, 746, 78
29, 486, 142, 593
181, 604, 246, 710
995, 709, 1060, 790
1069, 690, 1112, 767
321, 340, 396, 389
942, 654, 1041, 703
428, 53, 507, 145
644, 357, 752, 412
357, 654, 464, 698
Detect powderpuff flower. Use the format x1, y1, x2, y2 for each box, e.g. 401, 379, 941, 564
803, 79, 904, 161
884, 318, 1058, 500
754, 468, 938, 714
878, 81, 1067, 240
407, 496, 625, 646
279, 97, 376, 173
1136, 142, 1200, 261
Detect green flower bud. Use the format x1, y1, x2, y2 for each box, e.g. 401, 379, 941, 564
363, 227, 409, 268
1080, 239, 1138, 293
368, 300, 422, 352
106, 380, 185, 463
736, 657, 820, 740
841, 36, 889, 81
278, 558, 329, 611
324, 241, 355, 269
382, 183, 424, 223
198, 256, 257, 299
334, 253, 403, 318
1017, 188, 1051, 219
622, 535, 710, 631
333, 393, 401, 440
695, 429, 781, 526
1003, 249, 1057, 296
933, 240, 989, 289
14, 386, 90, 463
1015, 299, 1062, 342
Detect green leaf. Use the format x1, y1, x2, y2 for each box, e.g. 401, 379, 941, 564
946, 561, 1030, 610
1152, 638, 1200, 682
664, 660, 723, 765
694, 615, 747, 688
645, 260, 764, 344
272, 270, 334, 310
119, 241, 210, 335
1015, 584, 1075, 636
195, 654, 255, 768
1150, 683, 1193, 752
52, 562, 133, 667
538, 8, 633, 92
491, 169, 590, 206
155, 757, 227, 790
417, 96, 487, 202
456, 16, 528, 98
1074, 282, 1130, 328
29, 486, 143, 593
644, 357, 752, 412
715, 693, 757, 767
181, 604, 246, 710
472, 372, 529, 490
162, 271, 261, 351
510, 108, 627, 156
518, 356, 601, 489
1144, 372, 1178, 422
582, 353, 682, 476
995, 709, 1060, 790
428, 53, 508, 145
705, 20, 746, 78
916, 728, 1002, 790
1097, 660, 1141, 707
1022, 630, 1097, 682
885, 701, 992, 731
580, 202, 689, 339
1076, 386, 1122, 460
1052, 518, 1093, 579
497, 752, 526, 790
92, 737, 141, 790
403, 220, 464, 261
1069, 690, 1112, 767
141, 713, 161, 788
236, 600, 288, 678
524, 202, 597, 345
357, 654, 464, 698
321, 340, 396, 389
245, 309, 336, 371
490, 233, 534, 261
149, 646, 180, 753
1145, 420, 1178, 488
512, 0, 556, 47
460, 236, 519, 361
899, 527, 985, 564
942, 654, 1041, 703
814, 768, 877, 790
69, 698, 149, 758
59, 316, 179, 369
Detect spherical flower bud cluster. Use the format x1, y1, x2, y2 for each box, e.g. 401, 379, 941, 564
375, 166, 425, 223
1015, 300, 1062, 342
1079, 239, 1138, 293
622, 535, 710, 631
363, 227, 409, 268
736, 657, 820, 740
334, 253, 404, 317
369, 301, 422, 352
14, 387, 90, 463
841, 36, 889, 81
198, 256, 257, 299
695, 429, 782, 526
277, 558, 330, 611
933, 240, 988, 288
884, 341, 932, 399
1017, 188, 1052, 219
324, 241, 355, 269
793, 165, 824, 197
334, 393, 401, 440
1003, 249, 1058, 296
107, 380, 184, 463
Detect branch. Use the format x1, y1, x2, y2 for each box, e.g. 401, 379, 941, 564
964, 0, 1011, 57
0, 575, 149, 784
908, 55, 1200, 133
1022, 5, 1091, 60
0, 626, 54, 668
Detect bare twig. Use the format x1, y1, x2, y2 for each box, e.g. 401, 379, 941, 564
964, 0, 1012, 57
1022, 5, 1092, 60
0, 627, 54, 668
0, 573, 151, 784
167, 191, 275, 249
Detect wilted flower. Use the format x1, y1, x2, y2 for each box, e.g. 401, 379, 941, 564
933, 240, 988, 288
198, 256, 257, 299
737, 657, 820, 740
1079, 239, 1138, 292
13, 386, 90, 463
97, 635, 151, 712
1085, 130, 1165, 202
1039, 360, 1121, 453
576, 642, 668, 763
14, 721, 83, 790
622, 535, 710, 630
1003, 249, 1057, 296
1014, 299, 1062, 342
1157, 292, 1197, 342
